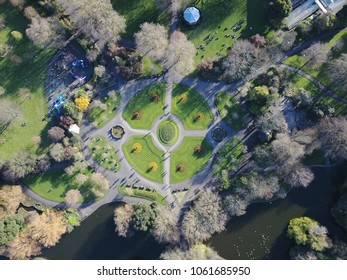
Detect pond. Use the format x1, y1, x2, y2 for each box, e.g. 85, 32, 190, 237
42, 166, 345, 260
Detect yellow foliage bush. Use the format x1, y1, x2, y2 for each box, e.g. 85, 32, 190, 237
75, 96, 90, 111
132, 143, 142, 153
148, 162, 158, 172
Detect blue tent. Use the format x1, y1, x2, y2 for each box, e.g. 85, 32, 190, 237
183, 7, 200, 25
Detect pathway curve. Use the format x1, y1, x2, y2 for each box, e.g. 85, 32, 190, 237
280, 64, 347, 104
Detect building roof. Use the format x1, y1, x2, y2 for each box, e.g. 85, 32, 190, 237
184, 7, 200, 25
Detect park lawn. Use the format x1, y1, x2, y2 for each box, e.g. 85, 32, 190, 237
89, 136, 120, 171
111, 0, 170, 39
88, 92, 121, 128
140, 56, 164, 78
182, 0, 270, 66
118, 185, 167, 205
172, 189, 189, 206
215, 92, 247, 130
123, 135, 164, 183
283, 29, 347, 98
170, 137, 213, 183
0, 3, 53, 159
287, 71, 347, 115
171, 83, 213, 130
123, 83, 166, 129
214, 137, 245, 175
157, 120, 179, 146
24, 168, 99, 203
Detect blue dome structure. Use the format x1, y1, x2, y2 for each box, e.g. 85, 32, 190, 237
183, 7, 200, 25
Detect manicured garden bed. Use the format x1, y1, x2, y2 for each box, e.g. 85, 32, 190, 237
157, 120, 179, 146
171, 84, 213, 130
123, 135, 164, 182
118, 185, 166, 205
88, 92, 120, 128
170, 137, 213, 183
215, 92, 247, 130
89, 136, 120, 171
123, 83, 166, 129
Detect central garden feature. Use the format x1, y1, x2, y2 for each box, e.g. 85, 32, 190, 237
157, 120, 179, 146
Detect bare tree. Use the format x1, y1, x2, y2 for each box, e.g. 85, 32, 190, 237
75, 174, 88, 185
26, 16, 64, 49
49, 143, 66, 162
65, 189, 82, 205
165, 31, 195, 75
182, 190, 227, 244
152, 204, 180, 244
2, 152, 37, 182
0, 100, 22, 129
135, 23, 168, 62
57, 0, 126, 49
7, 231, 41, 260
285, 164, 315, 188
9, 0, 25, 8
48, 126, 65, 142
317, 117, 347, 160
223, 194, 249, 217
160, 243, 223, 260
23, 6, 39, 20
0, 185, 25, 216
327, 53, 347, 93
114, 204, 134, 237
29, 210, 67, 248
91, 172, 109, 190
302, 42, 329, 68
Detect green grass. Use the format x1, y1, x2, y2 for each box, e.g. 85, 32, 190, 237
123, 83, 166, 129
24, 168, 99, 203
172, 189, 189, 206
140, 56, 164, 78
171, 84, 213, 130
215, 92, 247, 130
214, 138, 245, 175
123, 135, 164, 183
0, 3, 53, 159
89, 136, 120, 171
111, 0, 170, 39
283, 29, 347, 99
118, 185, 167, 205
157, 120, 179, 146
181, 0, 270, 66
286, 71, 347, 115
88, 92, 120, 128
170, 137, 213, 183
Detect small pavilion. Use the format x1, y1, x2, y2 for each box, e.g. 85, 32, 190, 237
183, 7, 201, 25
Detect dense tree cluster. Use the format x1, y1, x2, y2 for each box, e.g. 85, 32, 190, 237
56, 0, 126, 49
268, 0, 292, 18
160, 244, 223, 260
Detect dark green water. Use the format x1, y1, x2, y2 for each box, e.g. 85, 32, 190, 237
42, 167, 345, 260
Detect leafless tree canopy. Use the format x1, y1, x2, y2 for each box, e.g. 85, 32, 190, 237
302, 42, 329, 68
65, 189, 82, 205
135, 23, 169, 62
114, 204, 134, 237
160, 243, 223, 260
57, 0, 126, 49
327, 53, 347, 93
0, 100, 22, 128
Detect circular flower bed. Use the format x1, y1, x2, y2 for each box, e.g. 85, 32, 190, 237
147, 162, 158, 172
132, 143, 142, 153
178, 93, 188, 103
157, 120, 179, 146
111, 125, 125, 139
195, 112, 204, 122
132, 109, 143, 120
212, 127, 226, 142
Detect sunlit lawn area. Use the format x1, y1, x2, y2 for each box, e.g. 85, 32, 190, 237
215, 92, 247, 130
88, 92, 121, 128
170, 136, 213, 183
123, 83, 166, 129
182, 0, 270, 65
0, 3, 53, 159
118, 185, 167, 205
111, 0, 170, 39
24, 168, 98, 203
283, 29, 347, 98
171, 84, 213, 130
123, 135, 164, 183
